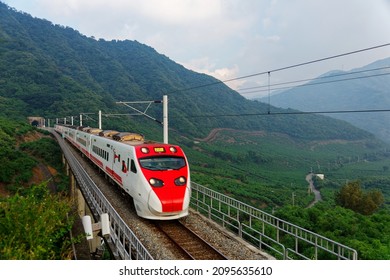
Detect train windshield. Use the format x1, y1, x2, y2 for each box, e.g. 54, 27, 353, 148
139, 157, 186, 171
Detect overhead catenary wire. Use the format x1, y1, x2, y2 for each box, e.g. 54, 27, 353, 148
238, 66, 390, 93
55, 43, 390, 122
166, 43, 390, 95
172, 43, 390, 119
187, 109, 390, 119
223, 43, 390, 82
240, 71, 390, 95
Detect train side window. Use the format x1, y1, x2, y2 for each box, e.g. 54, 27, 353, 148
130, 160, 137, 173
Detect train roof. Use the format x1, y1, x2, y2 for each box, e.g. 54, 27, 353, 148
112, 132, 144, 142
99, 130, 120, 137
59, 124, 158, 145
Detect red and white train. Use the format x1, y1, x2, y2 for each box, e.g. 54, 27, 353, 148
54, 124, 191, 220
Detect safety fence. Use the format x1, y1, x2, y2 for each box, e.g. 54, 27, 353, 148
190, 182, 358, 260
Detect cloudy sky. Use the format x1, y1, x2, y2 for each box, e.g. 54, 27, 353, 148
3, 0, 390, 99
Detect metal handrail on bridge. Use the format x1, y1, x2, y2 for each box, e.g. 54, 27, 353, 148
190, 182, 358, 260
54, 132, 153, 260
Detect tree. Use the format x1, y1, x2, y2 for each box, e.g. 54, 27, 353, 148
0, 183, 74, 259
335, 181, 363, 211
360, 190, 385, 216
335, 181, 384, 215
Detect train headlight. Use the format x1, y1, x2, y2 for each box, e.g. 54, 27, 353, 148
174, 176, 186, 186
149, 178, 164, 187
169, 146, 177, 153
141, 147, 149, 154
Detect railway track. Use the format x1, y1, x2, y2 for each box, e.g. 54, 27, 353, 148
155, 220, 227, 260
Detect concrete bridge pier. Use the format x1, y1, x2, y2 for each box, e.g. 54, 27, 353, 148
62, 155, 103, 256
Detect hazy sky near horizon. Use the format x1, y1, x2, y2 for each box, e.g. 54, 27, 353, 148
3, 0, 390, 98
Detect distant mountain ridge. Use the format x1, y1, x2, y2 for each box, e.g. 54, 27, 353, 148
260, 57, 390, 142
0, 2, 376, 143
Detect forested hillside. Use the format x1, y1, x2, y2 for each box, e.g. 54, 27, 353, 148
0, 118, 74, 259
0, 2, 374, 141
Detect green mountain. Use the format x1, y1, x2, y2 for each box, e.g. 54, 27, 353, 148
261, 58, 390, 142
0, 2, 374, 142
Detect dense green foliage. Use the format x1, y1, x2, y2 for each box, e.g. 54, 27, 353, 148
20, 136, 63, 169
0, 183, 74, 259
275, 204, 390, 260
0, 118, 36, 184
0, 118, 76, 259
0, 117, 65, 187
272, 175, 390, 259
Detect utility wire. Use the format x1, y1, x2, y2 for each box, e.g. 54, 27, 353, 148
166, 43, 390, 94
188, 109, 390, 119
224, 43, 390, 82
238, 66, 390, 93
241, 72, 390, 95
178, 43, 390, 119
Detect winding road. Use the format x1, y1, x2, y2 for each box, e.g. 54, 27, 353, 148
306, 173, 322, 208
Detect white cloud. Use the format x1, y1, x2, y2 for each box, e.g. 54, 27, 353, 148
132, 0, 223, 24
181, 57, 243, 90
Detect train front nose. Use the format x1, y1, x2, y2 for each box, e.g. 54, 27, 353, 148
148, 185, 189, 215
